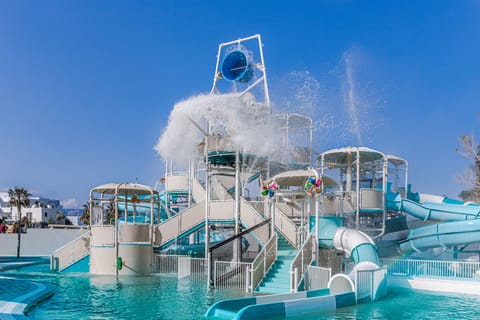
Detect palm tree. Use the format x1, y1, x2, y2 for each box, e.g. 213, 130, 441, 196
8, 187, 31, 258
80, 202, 90, 226
56, 212, 66, 224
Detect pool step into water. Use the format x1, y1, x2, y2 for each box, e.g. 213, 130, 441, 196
0, 276, 55, 318
205, 288, 357, 320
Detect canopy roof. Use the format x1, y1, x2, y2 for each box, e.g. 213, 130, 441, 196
273, 113, 313, 129
90, 183, 158, 196
386, 154, 408, 167
318, 146, 385, 165
273, 169, 318, 187
272, 169, 339, 188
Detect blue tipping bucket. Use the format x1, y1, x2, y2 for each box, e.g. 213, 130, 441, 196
221, 50, 254, 83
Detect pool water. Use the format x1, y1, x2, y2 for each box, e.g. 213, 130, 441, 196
5, 265, 480, 320
6, 265, 248, 320
291, 289, 480, 320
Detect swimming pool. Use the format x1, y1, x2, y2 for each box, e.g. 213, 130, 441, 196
5, 265, 480, 319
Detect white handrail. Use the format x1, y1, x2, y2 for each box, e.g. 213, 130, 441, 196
239, 199, 269, 244
290, 232, 315, 292
50, 231, 90, 272
250, 233, 277, 291
275, 203, 300, 247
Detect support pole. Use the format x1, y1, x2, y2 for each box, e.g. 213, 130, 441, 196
205, 131, 212, 287
234, 149, 241, 262
114, 186, 119, 278
206, 170, 212, 285
270, 197, 275, 237
315, 194, 319, 263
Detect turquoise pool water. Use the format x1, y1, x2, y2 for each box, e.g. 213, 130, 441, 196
5, 265, 480, 320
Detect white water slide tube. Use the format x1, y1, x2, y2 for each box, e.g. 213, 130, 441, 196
318, 217, 382, 294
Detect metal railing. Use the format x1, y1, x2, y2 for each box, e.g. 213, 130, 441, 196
381, 258, 480, 280
246, 200, 265, 217
250, 233, 277, 292
290, 233, 315, 292
360, 188, 384, 210
304, 265, 331, 291
355, 266, 388, 303
274, 204, 300, 248
191, 176, 206, 203
154, 254, 207, 281
50, 231, 90, 272
154, 235, 278, 292
319, 191, 357, 215
214, 261, 251, 290
240, 200, 270, 244
164, 173, 189, 192
211, 175, 234, 200
178, 256, 208, 281
154, 254, 184, 273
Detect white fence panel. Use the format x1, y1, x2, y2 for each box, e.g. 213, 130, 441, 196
381, 258, 480, 280
178, 256, 207, 281
214, 261, 251, 290
304, 265, 331, 290
355, 267, 387, 303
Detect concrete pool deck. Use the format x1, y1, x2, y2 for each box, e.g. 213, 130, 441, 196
0, 258, 54, 319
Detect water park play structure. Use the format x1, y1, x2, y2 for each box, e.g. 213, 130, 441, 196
46, 35, 480, 319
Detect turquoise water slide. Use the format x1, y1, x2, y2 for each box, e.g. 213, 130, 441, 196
386, 192, 480, 253
205, 289, 355, 320
399, 219, 480, 253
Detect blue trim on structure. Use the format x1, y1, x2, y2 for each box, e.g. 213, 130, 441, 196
118, 242, 152, 247
92, 243, 152, 249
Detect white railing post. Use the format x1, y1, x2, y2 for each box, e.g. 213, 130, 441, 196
293, 267, 298, 292
246, 265, 251, 292
371, 269, 374, 300
301, 247, 304, 278
354, 269, 358, 302
263, 251, 266, 274
213, 258, 216, 287
71, 241, 75, 266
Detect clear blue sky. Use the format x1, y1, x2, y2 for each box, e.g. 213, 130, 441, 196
1, 1, 479, 208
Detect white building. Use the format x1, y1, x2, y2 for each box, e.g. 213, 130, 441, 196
0, 192, 64, 225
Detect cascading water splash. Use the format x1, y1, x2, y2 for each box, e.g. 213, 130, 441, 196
154, 93, 277, 166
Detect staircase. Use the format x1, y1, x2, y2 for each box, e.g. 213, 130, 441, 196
256, 235, 298, 294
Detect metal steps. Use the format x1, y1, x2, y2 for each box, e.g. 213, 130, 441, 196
256, 235, 298, 294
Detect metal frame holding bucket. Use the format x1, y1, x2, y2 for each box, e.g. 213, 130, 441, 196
210, 34, 270, 107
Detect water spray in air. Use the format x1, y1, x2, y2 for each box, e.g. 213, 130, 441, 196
343, 52, 363, 145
